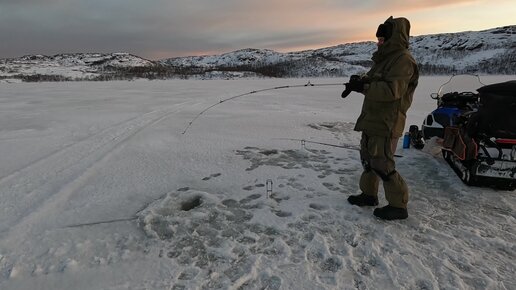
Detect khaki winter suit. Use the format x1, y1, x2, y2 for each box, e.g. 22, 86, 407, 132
354, 17, 419, 209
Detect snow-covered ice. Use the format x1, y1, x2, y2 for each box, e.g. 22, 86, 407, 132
0, 76, 514, 290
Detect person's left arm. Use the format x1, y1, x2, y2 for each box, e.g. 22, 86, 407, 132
365, 56, 415, 102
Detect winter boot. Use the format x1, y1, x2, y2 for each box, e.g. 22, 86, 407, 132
347, 193, 379, 207
373, 205, 408, 220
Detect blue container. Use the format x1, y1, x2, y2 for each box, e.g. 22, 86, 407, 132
403, 133, 410, 149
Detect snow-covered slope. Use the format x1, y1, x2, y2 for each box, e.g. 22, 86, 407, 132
160, 45, 376, 78
161, 25, 515, 77
1, 26, 514, 81
410, 26, 516, 73
0, 53, 155, 81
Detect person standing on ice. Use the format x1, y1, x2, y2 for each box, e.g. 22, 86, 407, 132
342, 16, 419, 220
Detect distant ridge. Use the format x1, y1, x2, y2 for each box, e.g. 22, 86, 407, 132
1, 25, 514, 82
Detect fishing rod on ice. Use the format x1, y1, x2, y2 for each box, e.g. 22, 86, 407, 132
274, 138, 403, 158
181, 80, 346, 135
274, 138, 361, 151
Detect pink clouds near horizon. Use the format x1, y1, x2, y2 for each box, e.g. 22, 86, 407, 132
0, 0, 514, 59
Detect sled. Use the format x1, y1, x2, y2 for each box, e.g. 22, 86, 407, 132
410, 75, 516, 191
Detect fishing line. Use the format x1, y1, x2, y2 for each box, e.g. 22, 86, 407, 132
64, 217, 138, 228
274, 138, 403, 158
181, 81, 345, 135
274, 138, 360, 151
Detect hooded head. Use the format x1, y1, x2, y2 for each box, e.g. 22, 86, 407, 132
375, 16, 411, 52
376, 22, 393, 40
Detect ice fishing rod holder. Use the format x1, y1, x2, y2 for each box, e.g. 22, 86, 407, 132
266, 179, 273, 198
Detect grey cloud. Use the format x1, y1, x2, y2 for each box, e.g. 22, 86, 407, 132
0, 1, 363, 58
0, 0, 491, 59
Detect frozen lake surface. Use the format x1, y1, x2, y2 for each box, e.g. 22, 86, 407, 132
0, 76, 514, 290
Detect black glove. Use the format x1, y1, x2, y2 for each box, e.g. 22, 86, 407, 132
341, 75, 367, 98
347, 74, 367, 93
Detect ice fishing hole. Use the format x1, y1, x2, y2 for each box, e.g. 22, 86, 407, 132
181, 196, 202, 211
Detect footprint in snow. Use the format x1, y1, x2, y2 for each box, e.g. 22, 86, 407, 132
242, 182, 265, 191
273, 210, 292, 218
238, 274, 283, 290
239, 193, 261, 204
202, 173, 221, 181
177, 268, 199, 281
309, 203, 329, 211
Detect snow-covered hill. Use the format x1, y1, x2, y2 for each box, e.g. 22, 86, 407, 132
161, 25, 515, 77
410, 26, 516, 74
160, 45, 376, 78
1, 26, 514, 81
0, 53, 156, 81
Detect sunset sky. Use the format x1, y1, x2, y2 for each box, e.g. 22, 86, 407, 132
1, 0, 514, 60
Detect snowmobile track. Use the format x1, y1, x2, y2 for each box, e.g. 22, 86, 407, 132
0, 100, 196, 246
0, 112, 149, 184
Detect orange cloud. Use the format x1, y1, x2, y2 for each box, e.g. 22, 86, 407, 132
371, 0, 477, 12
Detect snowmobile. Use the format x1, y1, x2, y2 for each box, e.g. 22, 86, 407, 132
410, 74, 516, 191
